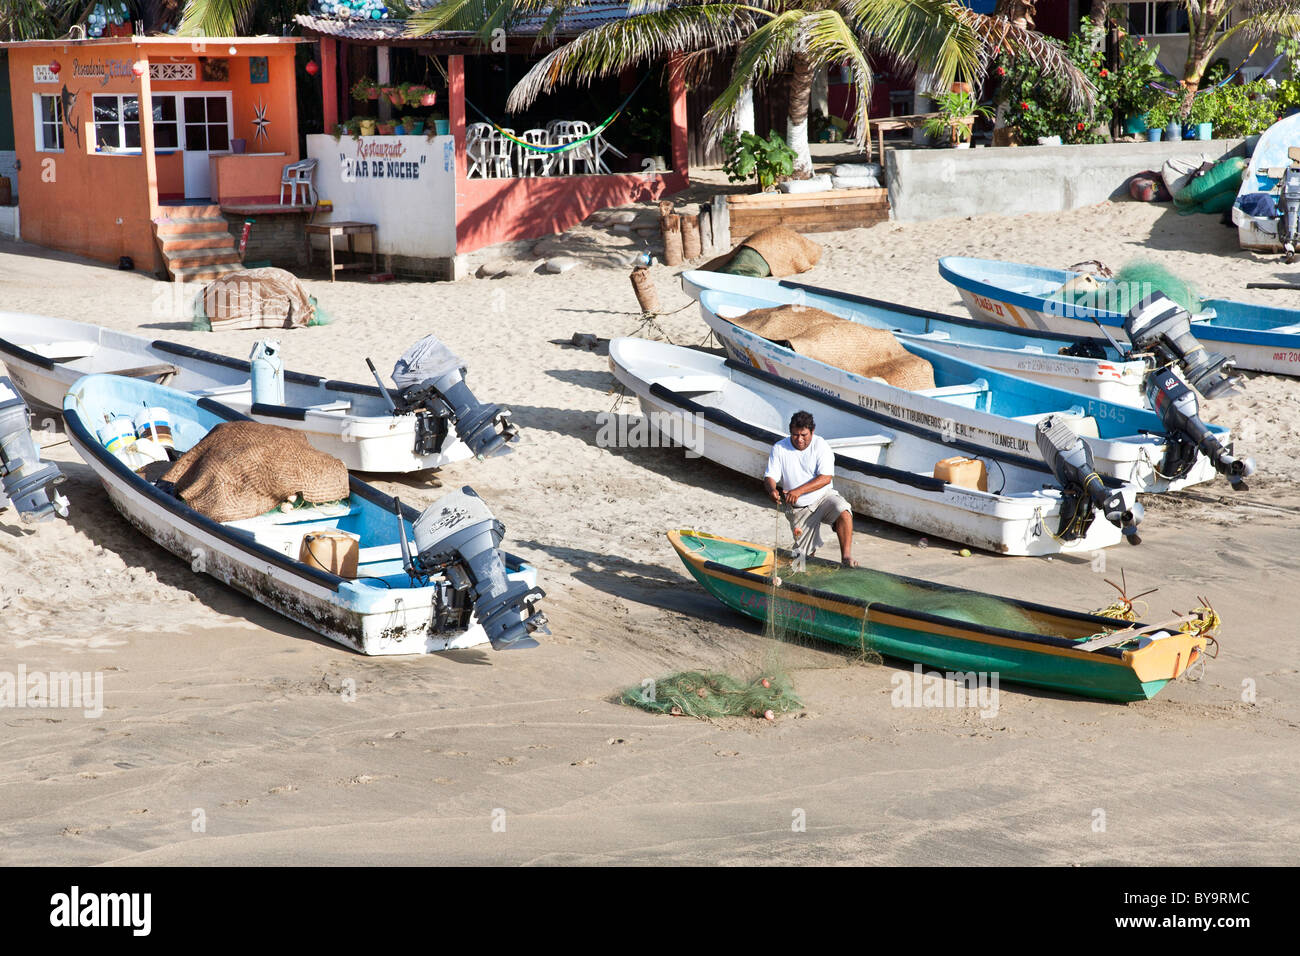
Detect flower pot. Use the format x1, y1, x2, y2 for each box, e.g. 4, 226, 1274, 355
366, 89, 379, 100
1165, 120, 1182, 141
1036, 135, 1062, 146
377, 123, 395, 135
1196, 122, 1213, 140
1146, 128, 1163, 142
409, 121, 425, 135
434, 119, 450, 136
1124, 113, 1149, 136
359, 120, 377, 136
386, 90, 404, 106
421, 93, 437, 107
393, 124, 406, 136
231, 138, 247, 154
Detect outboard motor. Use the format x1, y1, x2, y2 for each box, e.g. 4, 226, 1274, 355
1036, 414, 1143, 544
402, 487, 547, 649
0, 377, 69, 523
1124, 293, 1240, 399
1281, 155, 1300, 263
1146, 369, 1254, 491
383, 335, 519, 460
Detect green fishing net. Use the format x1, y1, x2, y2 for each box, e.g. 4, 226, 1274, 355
1111, 260, 1201, 314
619, 670, 802, 719
781, 562, 1045, 635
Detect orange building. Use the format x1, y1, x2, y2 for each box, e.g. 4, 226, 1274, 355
1, 35, 302, 274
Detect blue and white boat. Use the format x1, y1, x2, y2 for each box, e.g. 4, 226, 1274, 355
695, 301, 1235, 494
681, 270, 1150, 405
1234, 112, 1300, 254
63, 373, 547, 655
939, 255, 1300, 377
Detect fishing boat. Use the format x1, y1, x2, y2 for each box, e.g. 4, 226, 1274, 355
609, 337, 1139, 555
1234, 112, 1300, 253
0, 311, 477, 473
63, 373, 547, 655
680, 270, 1150, 404
668, 529, 1213, 702
939, 255, 1300, 377
688, 297, 1235, 493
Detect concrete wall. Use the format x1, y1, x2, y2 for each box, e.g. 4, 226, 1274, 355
0, 204, 17, 240
886, 139, 1246, 222
0, 150, 16, 199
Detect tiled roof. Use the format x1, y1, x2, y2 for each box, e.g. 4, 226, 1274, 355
295, 3, 636, 41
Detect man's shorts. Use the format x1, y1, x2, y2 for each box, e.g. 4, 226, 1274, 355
788, 491, 852, 557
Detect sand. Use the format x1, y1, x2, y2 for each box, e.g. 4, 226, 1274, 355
1, 193, 1298, 866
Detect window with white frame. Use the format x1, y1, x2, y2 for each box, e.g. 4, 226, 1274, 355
151, 95, 179, 149
1125, 3, 1190, 36
35, 94, 64, 151
92, 94, 140, 149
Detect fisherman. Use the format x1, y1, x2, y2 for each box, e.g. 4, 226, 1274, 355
763, 411, 856, 567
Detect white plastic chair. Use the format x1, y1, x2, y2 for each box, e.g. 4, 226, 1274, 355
466, 123, 491, 178
518, 129, 553, 177
279, 159, 318, 204
489, 128, 515, 178
566, 121, 598, 175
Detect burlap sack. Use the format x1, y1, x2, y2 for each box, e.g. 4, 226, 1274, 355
702, 225, 823, 277
733, 305, 935, 390
162, 421, 350, 523
201, 267, 316, 331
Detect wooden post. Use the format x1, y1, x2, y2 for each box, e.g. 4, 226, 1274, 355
711, 194, 732, 250
681, 214, 702, 259
631, 266, 660, 314
660, 214, 683, 266
321, 37, 339, 134
699, 209, 714, 256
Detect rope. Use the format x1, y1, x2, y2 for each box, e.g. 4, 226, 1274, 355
429, 55, 652, 154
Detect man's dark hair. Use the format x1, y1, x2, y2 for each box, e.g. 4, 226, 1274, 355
789, 411, 815, 433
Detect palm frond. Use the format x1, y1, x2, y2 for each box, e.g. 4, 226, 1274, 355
505, 5, 761, 111
177, 0, 260, 36
701, 8, 804, 140
803, 9, 876, 147
842, 0, 981, 93
953, 6, 1096, 110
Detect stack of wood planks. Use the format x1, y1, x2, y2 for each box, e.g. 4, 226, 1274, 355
714, 188, 890, 246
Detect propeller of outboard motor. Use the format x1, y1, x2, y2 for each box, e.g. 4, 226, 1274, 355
1146, 369, 1255, 491
0, 378, 69, 522
1124, 293, 1241, 400
1036, 414, 1143, 544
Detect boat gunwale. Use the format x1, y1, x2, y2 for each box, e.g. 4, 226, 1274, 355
671, 531, 1134, 658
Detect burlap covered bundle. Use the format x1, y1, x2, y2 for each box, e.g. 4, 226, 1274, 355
162, 421, 350, 523
200, 267, 316, 331
733, 305, 935, 391
702, 226, 823, 277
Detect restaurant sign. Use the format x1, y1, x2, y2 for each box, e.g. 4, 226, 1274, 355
340, 139, 429, 183
71, 58, 138, 87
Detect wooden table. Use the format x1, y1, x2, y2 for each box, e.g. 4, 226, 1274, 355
305, 220, 377, 281
867, 112, 971, 159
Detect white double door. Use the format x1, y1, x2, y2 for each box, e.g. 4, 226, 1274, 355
173, 92, 233, 200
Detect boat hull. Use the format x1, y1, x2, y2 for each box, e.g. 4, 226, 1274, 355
939, 256, 1300, 377
669, 530, 1206, 702
681, 270, 1148, 405
64, 375, 539, 655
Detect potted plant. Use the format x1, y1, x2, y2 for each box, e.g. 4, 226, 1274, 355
721, 130, 797, 192
428, 112, 449, 136
376, 120, 396, 135
403, 114, 425, 135
384, 85, 405, 107
350, 77, 379, 101
1145, 97, 1172, 141
420, 89, 438, 107
923, 90, 992, 147
1189, 91, 1219, 140
393, 120, 407, 135
404, 85, 430, 107
358, 116, 377, 137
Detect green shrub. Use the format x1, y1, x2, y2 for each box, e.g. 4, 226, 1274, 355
721, 130, 797, 191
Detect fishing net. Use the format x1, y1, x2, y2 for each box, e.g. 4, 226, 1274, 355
619, 670, 802, 718
1112, 260, 1201, 314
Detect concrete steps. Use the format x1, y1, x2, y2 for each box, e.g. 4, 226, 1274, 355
153, 205, 242, 281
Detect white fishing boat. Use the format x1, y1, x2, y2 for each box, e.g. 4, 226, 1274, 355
609, 337, 1141, 556
681, 270, 1150, 405
0, 311, 519, 473
63, 373, 547, 655
694, 302, 1241, 494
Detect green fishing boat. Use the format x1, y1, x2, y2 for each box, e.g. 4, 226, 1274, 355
668, 530, 1213, 703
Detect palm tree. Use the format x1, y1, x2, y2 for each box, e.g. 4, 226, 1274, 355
1174, 1, 1300, 93
176, 0, 363, 36
409, 0, 1092, 176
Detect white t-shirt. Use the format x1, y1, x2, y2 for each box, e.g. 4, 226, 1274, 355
765, 435, 835, 508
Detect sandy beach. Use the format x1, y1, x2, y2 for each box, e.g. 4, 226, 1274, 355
2, 190, 1298, 866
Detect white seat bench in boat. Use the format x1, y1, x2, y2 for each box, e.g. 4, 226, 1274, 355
358, 543, 405, 565
30, 340, 97, 362
650, 373, 730, 393
915, 379, 990, 405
